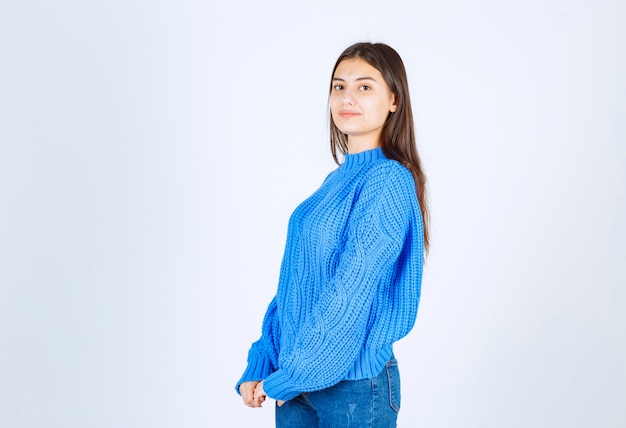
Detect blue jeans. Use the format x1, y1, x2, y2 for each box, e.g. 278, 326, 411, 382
275, 356, 401, 428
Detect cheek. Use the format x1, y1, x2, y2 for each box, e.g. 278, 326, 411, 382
373, 98, 392, 121
329, 99, 344, 121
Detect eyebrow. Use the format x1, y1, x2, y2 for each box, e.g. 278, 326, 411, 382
332, 76, 377, 82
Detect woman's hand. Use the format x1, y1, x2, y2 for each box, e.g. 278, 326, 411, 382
239, 381, 261, 407
252, 381, 267, 407
240, 380, 286, 408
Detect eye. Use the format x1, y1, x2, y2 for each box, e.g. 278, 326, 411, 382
333, 84, 344, 91
359, 85, 371, 91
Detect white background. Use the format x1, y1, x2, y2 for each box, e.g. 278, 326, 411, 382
1, 0, 624, 427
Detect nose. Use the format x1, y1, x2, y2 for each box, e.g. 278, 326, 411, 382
343, 88, 355, 105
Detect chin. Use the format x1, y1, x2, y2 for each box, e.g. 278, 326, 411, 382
337, 126, 362, 136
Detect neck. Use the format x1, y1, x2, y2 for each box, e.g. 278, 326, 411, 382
347, 135, 381, 154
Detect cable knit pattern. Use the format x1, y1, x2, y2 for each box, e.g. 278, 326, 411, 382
236, 147, 424, 401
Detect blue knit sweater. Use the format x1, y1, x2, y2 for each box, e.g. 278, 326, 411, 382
236, 147, 424, 401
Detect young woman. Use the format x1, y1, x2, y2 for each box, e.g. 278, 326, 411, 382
236, 42, 430, 427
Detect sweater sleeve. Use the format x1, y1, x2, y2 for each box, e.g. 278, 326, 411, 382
234, 296, 281, 394
263, 163, 419, 401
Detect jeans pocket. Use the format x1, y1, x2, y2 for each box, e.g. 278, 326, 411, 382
386, 358, 401, 413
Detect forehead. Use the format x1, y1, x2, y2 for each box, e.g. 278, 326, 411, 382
333, 58, 383, 80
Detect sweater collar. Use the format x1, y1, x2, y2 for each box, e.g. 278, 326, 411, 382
341, 147, 385, 171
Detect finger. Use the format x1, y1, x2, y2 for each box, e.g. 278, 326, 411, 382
242, 392, 253, 406
253, 391, 266, 407
252, 381, 265, 407
246, 392, 257, 407
239, 382, 258, 407
252, 390, 266, 407
277, 400, 285, 407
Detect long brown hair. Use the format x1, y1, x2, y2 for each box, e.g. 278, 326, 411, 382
329, 42, 430, 254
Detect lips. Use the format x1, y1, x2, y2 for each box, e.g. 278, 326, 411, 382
339, 111, 361, 118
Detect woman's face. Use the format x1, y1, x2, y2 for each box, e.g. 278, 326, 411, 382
330, 58, 397, 151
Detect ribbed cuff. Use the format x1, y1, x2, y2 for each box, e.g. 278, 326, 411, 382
262, 369, 301, 401
235, 353, 275, 395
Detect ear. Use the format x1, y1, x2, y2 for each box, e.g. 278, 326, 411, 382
390, 93, 398, 113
